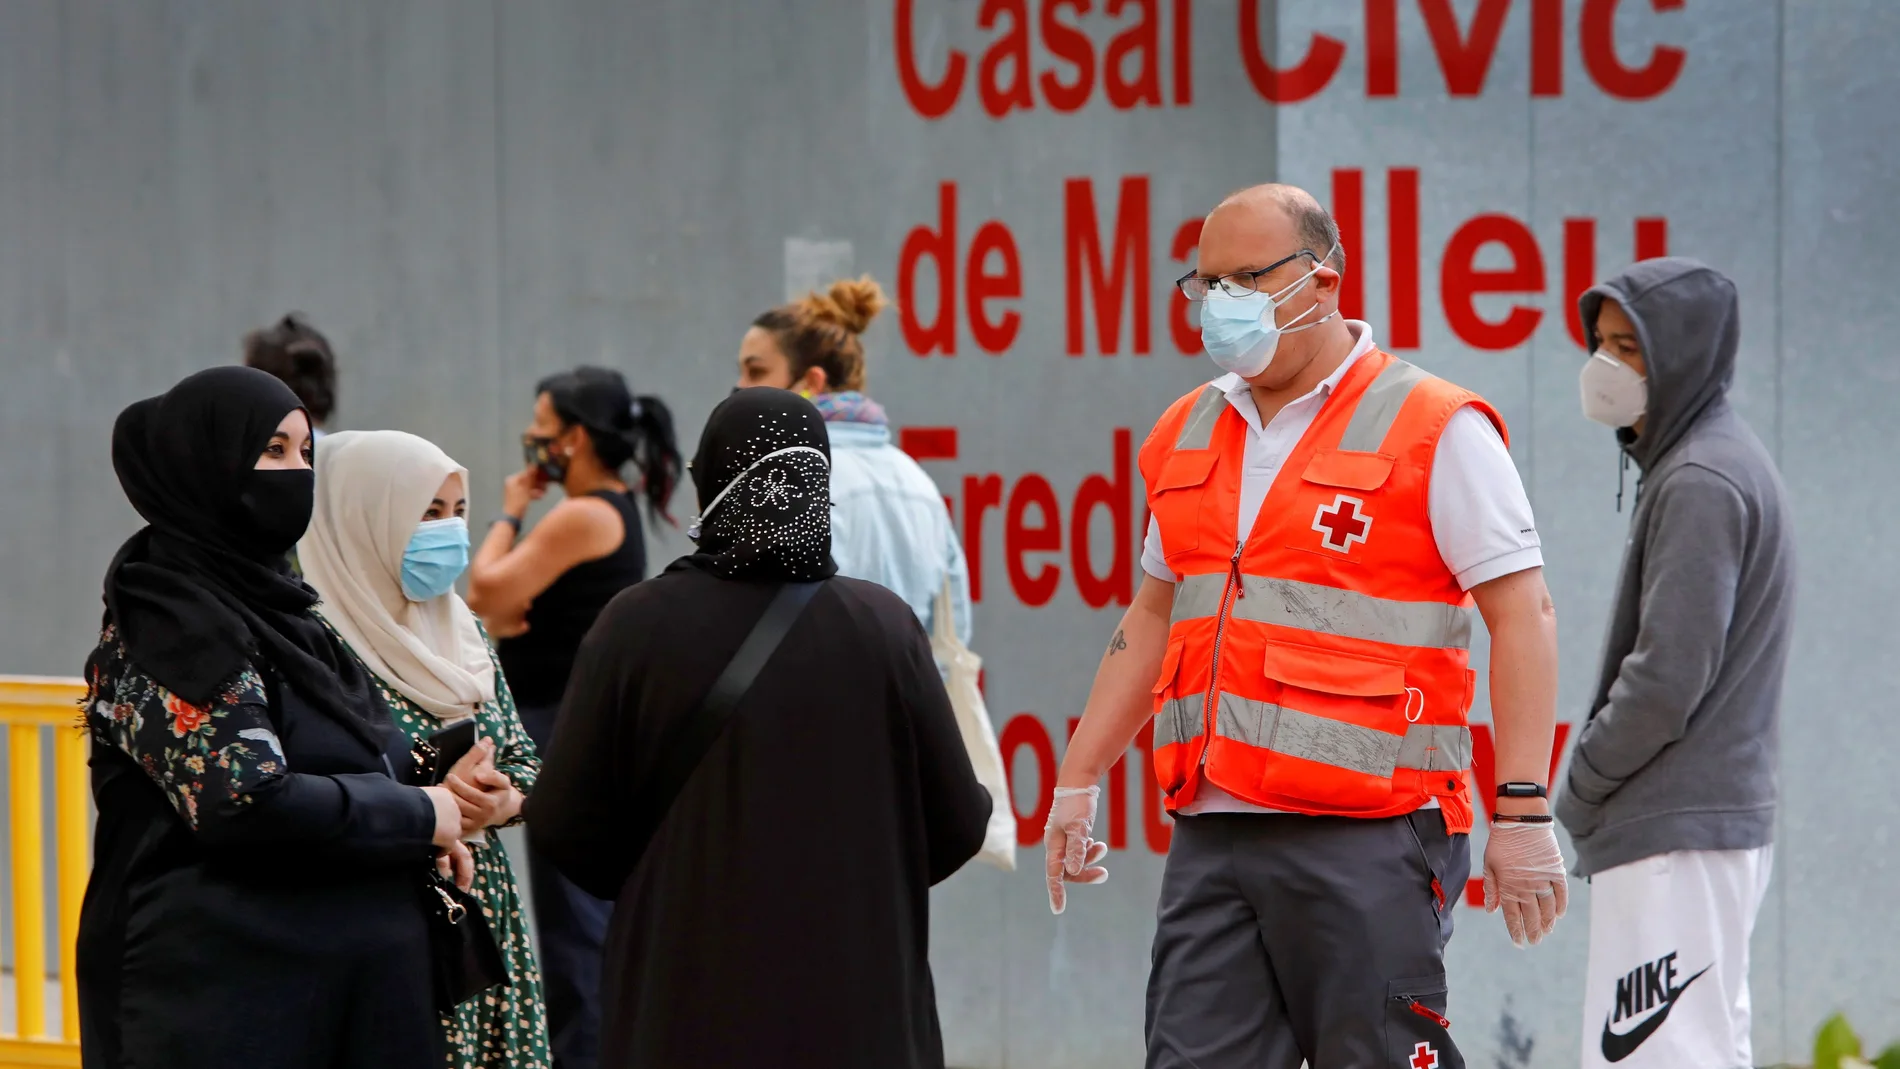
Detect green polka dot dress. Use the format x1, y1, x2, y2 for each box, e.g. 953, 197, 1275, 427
375, 642, 553, 1069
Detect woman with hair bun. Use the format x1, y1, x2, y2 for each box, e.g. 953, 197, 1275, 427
466, 365, 680, 1069
737, 275, 972, 649
243, 313, 339, 438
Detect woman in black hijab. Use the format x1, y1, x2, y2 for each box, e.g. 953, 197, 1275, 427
528, 388, 992, 1069
78, 366, 469, 1069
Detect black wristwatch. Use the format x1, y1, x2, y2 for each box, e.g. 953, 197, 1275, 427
495, 514, 523, 533
1495, 782, 1548, 799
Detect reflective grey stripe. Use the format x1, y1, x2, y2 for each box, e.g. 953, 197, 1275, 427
1152, 694, 1207, 749
1211, 692, 1472, 775
1337, 359, 1432, 453
1171, 573, 1473, 650
1172, 386, 1228, 450
1396, 723, 1472, 772
1216, 694, 1401, 776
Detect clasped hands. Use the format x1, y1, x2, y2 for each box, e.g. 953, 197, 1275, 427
422, 736, 526, 892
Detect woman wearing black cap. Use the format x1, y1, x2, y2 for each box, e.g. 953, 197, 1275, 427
78, 366, 470, 1068
467, 366, 679, 1069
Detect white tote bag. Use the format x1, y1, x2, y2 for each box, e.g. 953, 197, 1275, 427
931, 580, 1016, 871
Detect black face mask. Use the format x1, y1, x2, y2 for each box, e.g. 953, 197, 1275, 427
522, 435, 569, 483
239, 468, 316, 557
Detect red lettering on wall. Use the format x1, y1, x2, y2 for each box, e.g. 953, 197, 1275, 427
1388, 167, 1420, 349
897, 0, 1195, 118
979, 0, 1035, 117
963, 433, 1144, 607
1531, 0, 1563, 96
900, 426, 960, 462
1333, 168, 1365, 323
1463, 721, 1572, 905
1238, 0, 1345, 104
1441, 214, 1546, 350
963, 474, 1004, 602
900, 183, 958, 355
1171, 0, 1193, 105
1064, 175, 1153, 355
1563, 218, 1597, 348
1634, 216, 1668, 260
895, 0, 967, 118
1366, 0, 1398, 97
1327, 167, 1669, 353
1007, 475, 1063, 606
1040, 0, 1095, 112
899, 184, 1030, 357
1104, 0, 1162, 109
1419, 0, 1513, 96
1580, 0, 1686, 101
903, 0, 1685, 112
968, 221, 1024, 353
1168, 217, 1203, 356
1071, 429, 1134, 609
1001, 713, 1057, 846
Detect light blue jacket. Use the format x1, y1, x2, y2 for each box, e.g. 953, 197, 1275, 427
825, 421, 972, 647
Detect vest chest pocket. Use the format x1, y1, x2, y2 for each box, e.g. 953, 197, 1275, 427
1293, 450, 1395, 558
1248, 640, 1410, 810
1151, 449, 1219, 561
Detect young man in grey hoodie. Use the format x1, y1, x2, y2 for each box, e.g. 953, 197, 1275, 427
1558, 257, 1794, 1069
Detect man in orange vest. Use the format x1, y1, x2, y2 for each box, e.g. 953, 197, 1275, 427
1044, 184, 1569, 1068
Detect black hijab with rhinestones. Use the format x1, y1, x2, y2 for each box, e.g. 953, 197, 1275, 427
683, 388, 837, 582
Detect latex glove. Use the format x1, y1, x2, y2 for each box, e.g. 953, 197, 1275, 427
1044, 785, 1109, 915
1482, 820, 1570, 947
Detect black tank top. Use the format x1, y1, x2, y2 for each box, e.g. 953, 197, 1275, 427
498, 490, 647, 707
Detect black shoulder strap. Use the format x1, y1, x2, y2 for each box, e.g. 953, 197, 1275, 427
624, 580, 823, 867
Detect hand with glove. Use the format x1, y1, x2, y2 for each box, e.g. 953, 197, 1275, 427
1483, 819, 1570, 947
1044, 785, 1109, 914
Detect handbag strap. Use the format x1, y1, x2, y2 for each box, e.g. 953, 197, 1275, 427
624, 580, 824, 867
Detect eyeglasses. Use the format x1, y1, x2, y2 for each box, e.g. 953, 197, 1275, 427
1175, 249, 1318, 302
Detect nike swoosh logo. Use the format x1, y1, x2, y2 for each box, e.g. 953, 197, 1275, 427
1600, 965, 1712, 1063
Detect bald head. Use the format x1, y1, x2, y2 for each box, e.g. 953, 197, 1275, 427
1207, 184, 1346, 274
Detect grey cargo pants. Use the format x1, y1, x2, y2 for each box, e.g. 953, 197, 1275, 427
1146, 810, 1471, 1069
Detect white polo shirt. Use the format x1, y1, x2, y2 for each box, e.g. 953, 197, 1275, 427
1143, 321, 1542, 815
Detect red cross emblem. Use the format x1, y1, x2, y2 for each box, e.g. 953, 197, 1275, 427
1410, 1041, 1439, 1069
1312, 493, 1372, 553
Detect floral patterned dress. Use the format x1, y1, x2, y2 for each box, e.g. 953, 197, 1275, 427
369, 642, 553, 1069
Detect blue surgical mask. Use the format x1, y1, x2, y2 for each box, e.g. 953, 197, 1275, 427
1199, 243, 1339, 378
400, 517, 470, 602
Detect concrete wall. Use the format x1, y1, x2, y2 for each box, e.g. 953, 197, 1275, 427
2, 1, 1896, 1064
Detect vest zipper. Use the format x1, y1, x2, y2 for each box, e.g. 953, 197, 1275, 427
1197, 539, 1246, 777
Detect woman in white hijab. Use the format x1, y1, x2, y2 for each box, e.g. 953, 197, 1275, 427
300, 430, 552, 1069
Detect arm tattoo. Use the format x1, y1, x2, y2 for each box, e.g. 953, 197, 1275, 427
1108, 630, 1128, 656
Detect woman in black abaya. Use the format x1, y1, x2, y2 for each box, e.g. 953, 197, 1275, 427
528, 388, 992, 1069
77, 366, 467, 1069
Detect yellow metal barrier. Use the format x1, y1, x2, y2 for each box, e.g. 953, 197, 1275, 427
1, 676, 88, 1068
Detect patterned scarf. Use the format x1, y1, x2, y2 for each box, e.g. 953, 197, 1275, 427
809, 391, 888, 427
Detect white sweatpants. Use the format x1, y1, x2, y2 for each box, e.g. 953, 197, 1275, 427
1581, 846, 1773, 1069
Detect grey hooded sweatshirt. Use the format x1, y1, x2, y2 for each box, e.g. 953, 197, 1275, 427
1554, 258, 1795, 878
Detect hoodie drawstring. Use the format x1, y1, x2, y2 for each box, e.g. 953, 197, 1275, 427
1616, 451, 1628, 513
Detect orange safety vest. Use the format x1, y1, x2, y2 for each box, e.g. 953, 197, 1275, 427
1138, 348, 1504, 834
